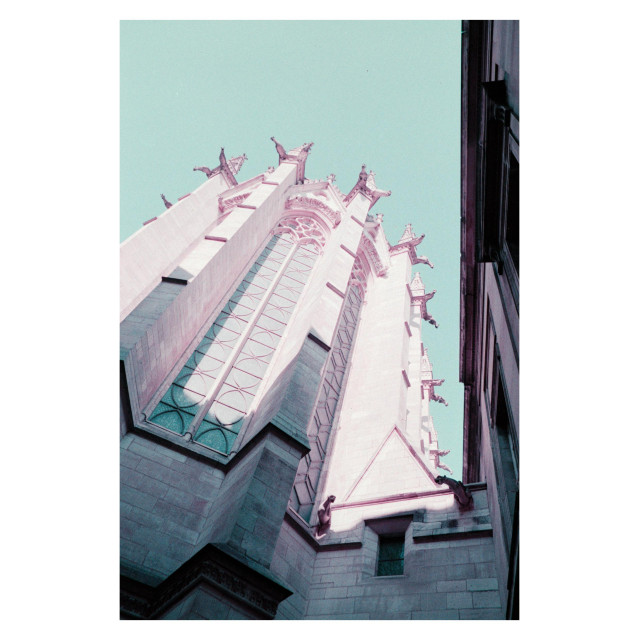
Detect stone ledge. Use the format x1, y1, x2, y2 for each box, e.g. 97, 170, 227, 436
413, 522, 493, 544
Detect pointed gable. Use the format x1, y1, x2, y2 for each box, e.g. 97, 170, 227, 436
343, 426, 440, 504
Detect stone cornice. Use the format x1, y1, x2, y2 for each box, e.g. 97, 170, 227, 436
218, 192, 251, 214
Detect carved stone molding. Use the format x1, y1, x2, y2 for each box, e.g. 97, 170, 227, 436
285, 195, 342, 228
219, 191, 251, 214
358, 234, 387, 277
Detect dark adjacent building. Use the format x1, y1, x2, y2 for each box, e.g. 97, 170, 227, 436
459, 20, 519, 619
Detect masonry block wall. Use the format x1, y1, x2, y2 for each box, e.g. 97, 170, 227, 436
120, 432, 225, 584
302, 488, 502, 620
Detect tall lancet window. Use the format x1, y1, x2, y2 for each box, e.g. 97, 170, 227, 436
291, 256, 368, 521
148, 216, 326, 455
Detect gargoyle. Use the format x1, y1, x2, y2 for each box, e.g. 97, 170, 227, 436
426, 314, 439, 329
160, 194, 172, 209
193, 165, 214, 177
271, 136, 288, 161
431, 392, 448, 406
416, 255, 435, 268
316, 495, 336, 537
435, 476, 473, 508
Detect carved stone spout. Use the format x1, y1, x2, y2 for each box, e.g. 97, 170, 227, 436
435, 476, 473, 508
316, 495, 336, 537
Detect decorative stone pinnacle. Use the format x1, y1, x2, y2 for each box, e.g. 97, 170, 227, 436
410, 272, 425, 290
399, 223, 416, 244
228, 153, 247, 175
343, 164, 391, 209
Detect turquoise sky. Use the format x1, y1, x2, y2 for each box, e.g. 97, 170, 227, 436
121, 20, 463, 477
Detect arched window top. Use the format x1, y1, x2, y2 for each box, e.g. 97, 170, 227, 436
274, 215, 328, 254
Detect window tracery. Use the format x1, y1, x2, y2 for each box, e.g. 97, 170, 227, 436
291, 256, 368, 521
147, 217, 325, 455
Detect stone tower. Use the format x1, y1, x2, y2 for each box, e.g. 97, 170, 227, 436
120, 138, 502, 620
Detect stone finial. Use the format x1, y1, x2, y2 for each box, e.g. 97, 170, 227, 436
435, 476, 473, 508
160, 194, 172, 209
327, 173, 336, 184
228, 153, 248, 175
365, 171, 391, 197
399, 223, 417, 244
316, 495, 336, 537
410, 272, 425, 291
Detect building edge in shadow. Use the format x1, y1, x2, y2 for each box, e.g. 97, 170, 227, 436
459, 19, 519, 620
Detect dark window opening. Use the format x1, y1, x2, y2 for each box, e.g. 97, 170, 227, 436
506, 153, 519, 274
377, 536, 405, 576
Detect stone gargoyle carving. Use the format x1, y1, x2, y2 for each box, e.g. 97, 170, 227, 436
316, 495, 336, 537
271, 136, 288, 161
160, 194, 172, 209
435, 476, 473, 508
193, 165, 214, 178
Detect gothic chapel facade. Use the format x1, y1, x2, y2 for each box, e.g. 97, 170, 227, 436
120, 139, 502, 619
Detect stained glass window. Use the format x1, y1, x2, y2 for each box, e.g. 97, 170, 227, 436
291, 256, 368, 521
148, 217, 325, 455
